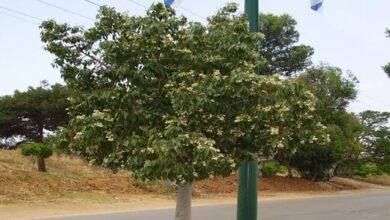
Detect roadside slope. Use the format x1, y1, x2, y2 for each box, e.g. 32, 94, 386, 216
1, 148, 389, 220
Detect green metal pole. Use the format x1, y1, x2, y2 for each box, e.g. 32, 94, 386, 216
237, 1, 259, 220
237, 160, 258, 220
245, 0, 259, 33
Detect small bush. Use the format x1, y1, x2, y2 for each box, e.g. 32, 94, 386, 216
21, 143, 53, 159
261, 162, 286, 177
21, 142, 53, 172
355, 163, 384, 177
335, 160, 362, 177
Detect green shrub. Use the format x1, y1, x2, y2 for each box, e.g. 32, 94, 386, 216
261, 162, 285, 177
21, 143, 53, 158
21, 142, 53, 172
334, 160, 362, 177
355, 163, 384, 177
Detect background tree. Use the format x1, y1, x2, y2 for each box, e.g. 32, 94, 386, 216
258, 13, 314, 76
257, 14, 328, 177
384, 29, 390, 77
287, 65, 363, 181
21, 142, 53, 172
384, 63, 390, 77
359, 110, 390, 173
274, 113, 329, 178
292, 113, 363, 180
0, 82, 70, 144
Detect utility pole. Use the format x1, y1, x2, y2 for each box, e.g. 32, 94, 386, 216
237, 1, 259, 220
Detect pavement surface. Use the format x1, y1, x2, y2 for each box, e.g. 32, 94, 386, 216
41, 191, 390, 220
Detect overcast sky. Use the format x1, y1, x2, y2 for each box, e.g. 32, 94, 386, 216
1, 0, 390, 113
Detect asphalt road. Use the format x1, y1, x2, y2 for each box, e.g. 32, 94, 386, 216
42, 192, 390, 220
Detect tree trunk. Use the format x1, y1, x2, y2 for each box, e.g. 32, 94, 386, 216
328, 163, 338, 181
175, 184, 192, 220
287, 164, 294, 178
297, 170, 305, 179
35, 122, 44, 143
258, 162, 263, 177
37, 156, 46, 172
164, 180, 176, 191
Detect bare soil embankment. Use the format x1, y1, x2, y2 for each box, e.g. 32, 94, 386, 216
1, 149, 388, 220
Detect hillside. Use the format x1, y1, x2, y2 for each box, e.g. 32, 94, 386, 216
0, 149, 376, 205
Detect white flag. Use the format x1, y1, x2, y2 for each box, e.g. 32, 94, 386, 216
164, 0, 183, 7
310, 0, 323, 12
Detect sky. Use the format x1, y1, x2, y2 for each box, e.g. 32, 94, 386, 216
0, 0, 390, 113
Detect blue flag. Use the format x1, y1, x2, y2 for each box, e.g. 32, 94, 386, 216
310, 0, 323, 12
164, 0, 183, 7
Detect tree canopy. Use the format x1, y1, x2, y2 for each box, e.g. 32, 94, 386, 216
0, 82, 70, 143
21, 142, 53, 172
384, 29, 390, 77
258, 13, 314, 76
359, 110, 390, 173
41, 3, 327, 219
286, 66, 363, 181
42, 2, 320, 184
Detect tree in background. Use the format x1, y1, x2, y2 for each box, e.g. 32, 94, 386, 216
292, 113, 363, 180
257, 14, 329, 177
384, 29, 390, 77
274, 110, 329, 178
258, 13, 314, 76
21, 142, 53, 172
359, 110, 390, 173
0, 82, 70, 144
41, 3, 323, 220
288, 66, 363, 181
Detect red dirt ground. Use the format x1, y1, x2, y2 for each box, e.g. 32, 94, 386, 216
0, 150, 363, 203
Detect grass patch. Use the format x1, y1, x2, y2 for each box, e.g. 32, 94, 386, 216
356, 175, 390, 186
354, 163, 384, 178
260, 161, 287, 177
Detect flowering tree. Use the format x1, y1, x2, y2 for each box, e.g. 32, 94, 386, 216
41, 3, 322, 220
290, 66, 362, 181
168, 70, 324, 161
